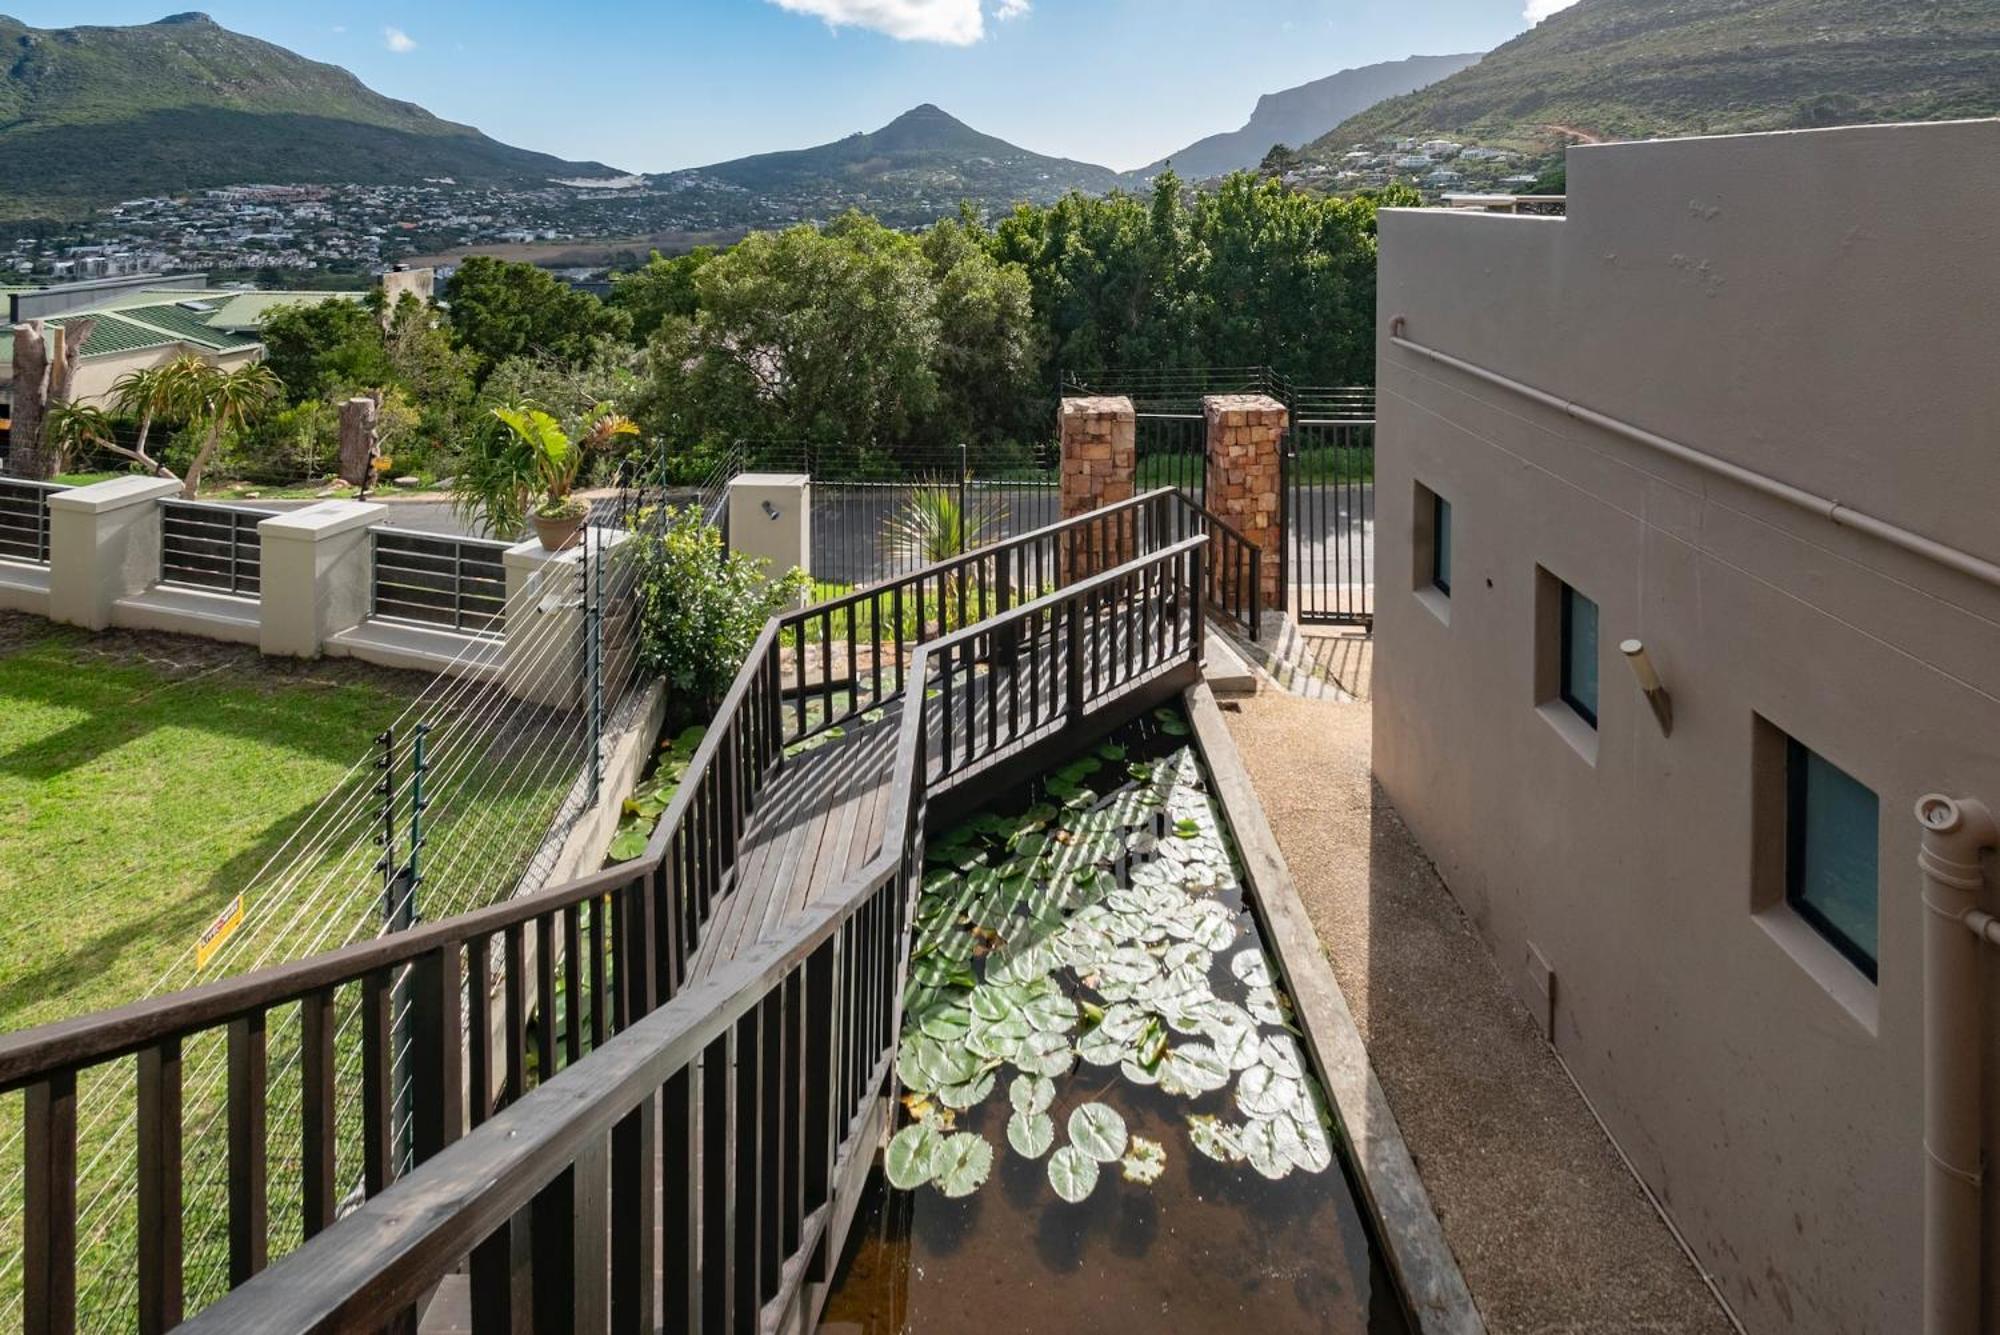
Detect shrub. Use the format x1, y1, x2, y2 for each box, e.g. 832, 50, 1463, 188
631, 507, 812, 719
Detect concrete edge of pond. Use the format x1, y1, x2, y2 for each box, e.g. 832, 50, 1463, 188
1183, 681, 1486, 1335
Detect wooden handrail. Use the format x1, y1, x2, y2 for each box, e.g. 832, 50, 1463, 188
176, 533, 1210, 1334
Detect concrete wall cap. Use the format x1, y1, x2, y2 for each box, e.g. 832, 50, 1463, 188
258, 501, 389, 542
503, 526, 631, 569
732, 472, 810, 489
46, 475, 183, 514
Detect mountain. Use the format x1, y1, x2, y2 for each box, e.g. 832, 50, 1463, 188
660, 104, 1123, 209
0, 12, 619, 220
1304, 0, 2000, 159
1130, 54, 1481, 183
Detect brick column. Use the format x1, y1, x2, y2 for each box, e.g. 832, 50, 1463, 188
1204, 394, 1287, 612
1059, 396, 1136, 577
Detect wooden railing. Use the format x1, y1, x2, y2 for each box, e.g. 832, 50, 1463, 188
782, 487, 1255, 744
172, 535, 1207, 1334
0, 490, 1239, 1333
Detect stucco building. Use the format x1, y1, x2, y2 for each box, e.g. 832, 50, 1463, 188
1372, 119, 2000, 1332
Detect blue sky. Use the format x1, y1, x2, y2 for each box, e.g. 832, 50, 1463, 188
24, 1, 1572, 173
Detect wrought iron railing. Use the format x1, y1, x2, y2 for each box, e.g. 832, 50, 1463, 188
159, 501, 275, 599
167, 535, 1207, 1334
369, 528, 511, 637
0, 479, 65, 565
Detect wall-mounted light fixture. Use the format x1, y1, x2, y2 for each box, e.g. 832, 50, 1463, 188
762, 500, 782, 520
1621, 639, 1673, 737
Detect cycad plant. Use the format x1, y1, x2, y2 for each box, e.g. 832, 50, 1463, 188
883, 485, 1005, 631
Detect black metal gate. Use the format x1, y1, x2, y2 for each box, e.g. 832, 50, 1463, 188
1282, 386, 1376, 626
1134, 411, 1206, 504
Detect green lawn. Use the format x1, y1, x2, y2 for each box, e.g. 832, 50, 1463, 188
0, 621, 422, 1033
0, 618, 587, 1325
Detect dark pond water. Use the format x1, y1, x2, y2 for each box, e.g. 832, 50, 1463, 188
818, 708, 1411, 1335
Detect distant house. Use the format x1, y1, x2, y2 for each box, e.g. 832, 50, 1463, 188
1, 276, 369, 421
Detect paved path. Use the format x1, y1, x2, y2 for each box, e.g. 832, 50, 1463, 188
1220, 685, 1738, 1335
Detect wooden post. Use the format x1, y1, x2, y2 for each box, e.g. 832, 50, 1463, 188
338, 395, 379, 488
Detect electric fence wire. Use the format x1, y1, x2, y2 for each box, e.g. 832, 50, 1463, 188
36, 485, 697, 1323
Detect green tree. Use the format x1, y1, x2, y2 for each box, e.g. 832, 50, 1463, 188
608, 248, 715, 342
175, 361, 283, 497
443, 257, 633, 378
257, 299, 395, 402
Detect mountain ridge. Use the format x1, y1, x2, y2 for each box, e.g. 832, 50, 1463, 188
0, 12, 619, 219
660, 103, 1125, 203
1303, 0, 2000, 161
1130, 54, 1482, 182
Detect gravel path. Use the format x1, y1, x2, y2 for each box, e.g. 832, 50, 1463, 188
1220, 686, 1738, 1335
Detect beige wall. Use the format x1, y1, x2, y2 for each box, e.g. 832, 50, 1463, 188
63, 342, 262, 408
1372, 119, 2000, 1334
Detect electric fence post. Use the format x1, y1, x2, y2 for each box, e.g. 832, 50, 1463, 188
587, 521, 604, 805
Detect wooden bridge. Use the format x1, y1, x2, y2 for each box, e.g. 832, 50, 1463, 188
0, 490, 1264, 1334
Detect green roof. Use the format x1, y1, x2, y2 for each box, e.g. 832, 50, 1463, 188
112, 303, 264, 351
202, 291, 364, 333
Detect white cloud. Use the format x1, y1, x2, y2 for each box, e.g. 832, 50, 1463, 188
1524, 0, 1581, 21
383, 26, 418, 53
766, 0, 1025, 45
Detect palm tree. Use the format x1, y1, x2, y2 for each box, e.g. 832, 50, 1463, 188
177, 362, 281, 497
42, 403, 115, 476
107, 361, 193, 477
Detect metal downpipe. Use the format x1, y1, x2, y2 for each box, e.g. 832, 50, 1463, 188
1920, 794, 1999, 1335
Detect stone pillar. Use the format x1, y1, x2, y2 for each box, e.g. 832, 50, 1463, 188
1203, 394, 1287, 612
47, 476, 182, 630
1059, 396, 1137, 576
257, 501, 387, 658
726, 473, 812, 597
501, 528, 631, 709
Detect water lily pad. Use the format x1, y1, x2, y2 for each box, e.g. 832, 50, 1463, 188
1239, 1117, 1291, 1180
936, 1070, 996, 1111
1008, 1109, 1056, 1159
1235, 1064, 1305, 1120
1096, 1003, 1148, 1043
1188, 1114, 1246, 1164
934, 1133, 994, 1198
1285, 1108, 1334, 1173
886, 1123, 942, 1190
1120, 1135, 1167, 1184
1159, 1043, 1231, 1098
1008, 1073, 1055, 1116
1068, 1103, 1129, 1163
1076, 1024, 1126, 1067
1230, 950, 1277, 988
1244, 986, 1292, 1027
920, 1005, 971, 1043
1048, 1145, 1100, 1203
1160, 941, 1212, 974
1153, 707, 1191, 737
1013, 1029, 1074, 1078
1120, 1056, 1162, 1086
1259, 1034, 1306, 1080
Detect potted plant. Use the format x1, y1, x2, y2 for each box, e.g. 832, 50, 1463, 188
459, 402, 639, 548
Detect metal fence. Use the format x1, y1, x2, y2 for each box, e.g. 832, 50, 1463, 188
159, 500, 276, 598
760, 443, 1060, 589
0, 479, 65, 564
370, 528, 511, 636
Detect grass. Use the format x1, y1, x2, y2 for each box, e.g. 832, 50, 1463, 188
0, 618, 586, 1325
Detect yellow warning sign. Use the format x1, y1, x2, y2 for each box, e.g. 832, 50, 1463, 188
196, 894, 245, 970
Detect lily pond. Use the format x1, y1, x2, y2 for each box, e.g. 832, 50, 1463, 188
819, 708, 1411, 1334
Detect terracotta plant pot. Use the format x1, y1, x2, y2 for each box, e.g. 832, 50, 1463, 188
532, 509, 587, 551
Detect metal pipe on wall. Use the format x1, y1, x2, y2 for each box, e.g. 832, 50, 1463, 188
1918, 794, 1999, 1335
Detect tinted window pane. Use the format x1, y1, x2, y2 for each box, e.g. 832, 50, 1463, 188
1433, 495, 1452, 594
1788, 741, 1879, 977
1560, 584, 1598, 726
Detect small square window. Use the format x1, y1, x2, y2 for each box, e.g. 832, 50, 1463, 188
1431, 494, 1453, 596
1559, 583, 1599, 728
1786, 739, 1880, 980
